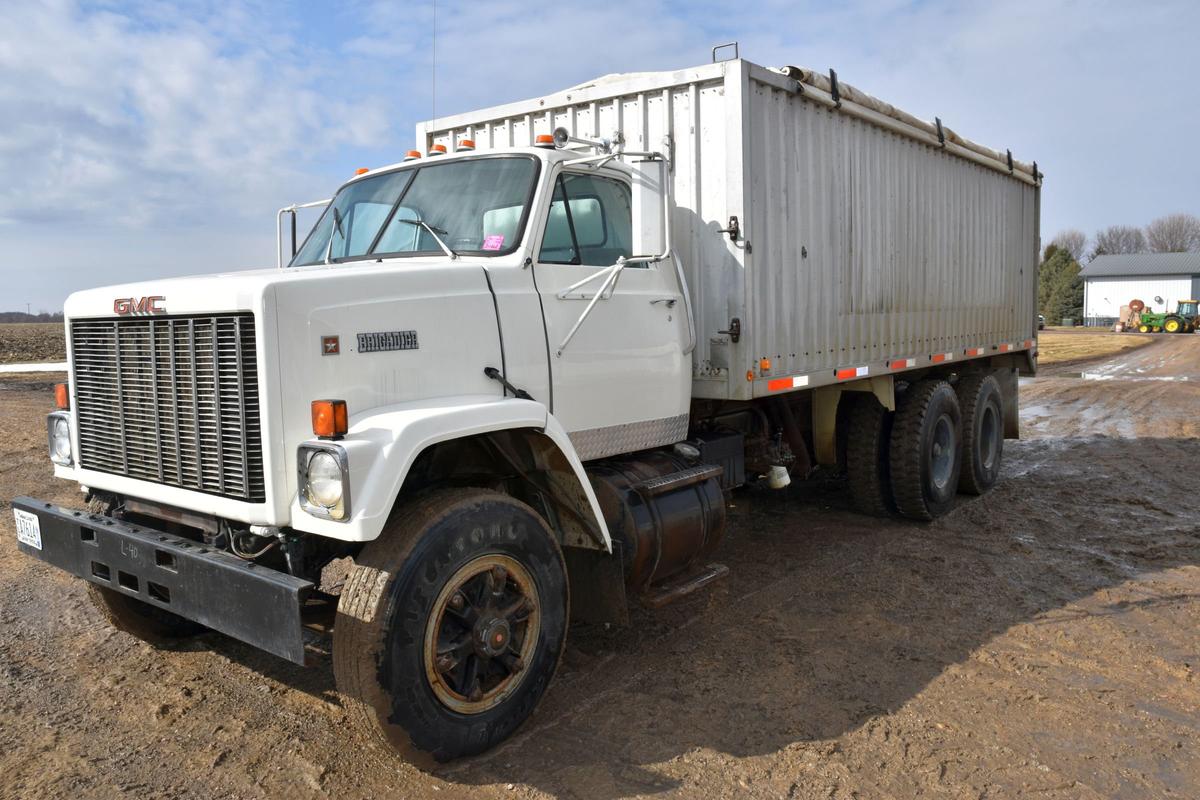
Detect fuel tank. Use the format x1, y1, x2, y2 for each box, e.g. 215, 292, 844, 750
586, 451, 726, 593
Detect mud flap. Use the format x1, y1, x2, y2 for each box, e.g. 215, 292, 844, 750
12, 498, 313, 664
997, 367, 1020, 440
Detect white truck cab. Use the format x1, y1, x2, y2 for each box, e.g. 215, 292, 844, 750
14, 57, 1038, 765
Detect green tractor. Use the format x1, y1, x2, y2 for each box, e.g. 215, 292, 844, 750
1133, 299, 1199, 333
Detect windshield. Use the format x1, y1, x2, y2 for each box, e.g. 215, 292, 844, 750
290, 156, 539, 266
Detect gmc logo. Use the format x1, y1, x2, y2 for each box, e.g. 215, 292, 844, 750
114, 296, 166, 315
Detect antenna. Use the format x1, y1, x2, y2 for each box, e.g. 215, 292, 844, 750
430, 0, 437, 129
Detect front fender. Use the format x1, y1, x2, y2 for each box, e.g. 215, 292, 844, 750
288, 394, 611, 548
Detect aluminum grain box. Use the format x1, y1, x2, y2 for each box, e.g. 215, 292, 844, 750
420, 59, 1040, 401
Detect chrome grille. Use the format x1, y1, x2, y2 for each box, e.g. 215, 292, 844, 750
70, 314, 265, 502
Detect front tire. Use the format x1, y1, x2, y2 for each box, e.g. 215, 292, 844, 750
84, 494, 206, 644
889, 380, 963, 521
334, 489, 568, 766
88, 584, 206, 643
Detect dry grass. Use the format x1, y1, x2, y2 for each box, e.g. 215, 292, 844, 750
0, 323, 65, 364
1036, 329, 1154, 366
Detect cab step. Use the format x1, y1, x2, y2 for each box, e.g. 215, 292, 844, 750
641, 562, 730, 608
633, 464, 724, 497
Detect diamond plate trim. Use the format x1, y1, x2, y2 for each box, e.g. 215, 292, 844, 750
568, 413, 690, 462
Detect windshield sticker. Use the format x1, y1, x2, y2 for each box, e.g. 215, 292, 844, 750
482, 234, 505, 251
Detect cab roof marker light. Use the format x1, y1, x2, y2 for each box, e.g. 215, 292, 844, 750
429, 144, 447, 156
534, 134, 556, 149
403, 150, 422, 161
354, 167, 369, 175
456, 139, 475, 151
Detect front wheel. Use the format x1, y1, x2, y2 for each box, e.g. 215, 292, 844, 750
334, 489, 568, 766
1164, 316, 1184, 333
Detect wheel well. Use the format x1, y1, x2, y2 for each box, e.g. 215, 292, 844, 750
394, 429, 605, 551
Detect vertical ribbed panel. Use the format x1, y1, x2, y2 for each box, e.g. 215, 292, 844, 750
71, 314, 264, 502
744, 81, 1037, 377
421, 62, 1038, 400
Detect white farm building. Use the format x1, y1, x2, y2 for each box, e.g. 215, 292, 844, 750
1081, 253, 1200, 326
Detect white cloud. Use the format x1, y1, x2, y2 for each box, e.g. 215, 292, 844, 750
0, 0, 390, 229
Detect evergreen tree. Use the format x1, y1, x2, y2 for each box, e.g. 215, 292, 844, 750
1037, 247, 1083, 324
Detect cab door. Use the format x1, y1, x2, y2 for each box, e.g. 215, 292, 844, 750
532, 168, 690, 461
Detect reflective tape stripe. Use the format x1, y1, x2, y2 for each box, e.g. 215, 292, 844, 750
964, 347, 984, 357
890, 357, 916, 370
931, 352, 953, 363
767, 374, 809, 392
998, 343, 1014, 352
835, 366, 869, 380
1023, 339, 1034, 348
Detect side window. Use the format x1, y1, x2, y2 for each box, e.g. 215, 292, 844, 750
539, 173, 633, 267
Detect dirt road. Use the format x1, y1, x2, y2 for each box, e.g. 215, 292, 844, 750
2, 338, 1199, 799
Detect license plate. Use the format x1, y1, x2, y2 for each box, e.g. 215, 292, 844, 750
14, 508, 42, 550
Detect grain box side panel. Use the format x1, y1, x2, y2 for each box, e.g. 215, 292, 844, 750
743, 78, 1038, 381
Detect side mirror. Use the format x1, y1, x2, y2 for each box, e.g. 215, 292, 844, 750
631, 157, 668, 257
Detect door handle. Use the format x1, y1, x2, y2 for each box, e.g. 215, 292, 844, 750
650, 297, 677, 308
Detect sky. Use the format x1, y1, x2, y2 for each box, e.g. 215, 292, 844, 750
3, 0, 1199, 312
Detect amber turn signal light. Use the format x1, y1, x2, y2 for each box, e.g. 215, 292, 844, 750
311, 399, 348, 440
54, 383, 69, 410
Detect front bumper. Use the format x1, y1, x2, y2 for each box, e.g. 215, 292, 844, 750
12, 497, 313, 664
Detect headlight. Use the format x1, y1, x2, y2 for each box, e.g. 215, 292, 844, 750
47, 413, 72, 466
298, 444, 350, 521
306, 451, 344, 508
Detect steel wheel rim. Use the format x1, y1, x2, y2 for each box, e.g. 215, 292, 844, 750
423, 554, 541, 714
979, 404, 999, 471
930, 414, 956, 490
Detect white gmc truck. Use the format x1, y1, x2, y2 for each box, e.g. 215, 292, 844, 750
13, 58, 1039, 765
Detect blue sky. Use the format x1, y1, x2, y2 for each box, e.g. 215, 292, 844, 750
4, 0, 1199, 312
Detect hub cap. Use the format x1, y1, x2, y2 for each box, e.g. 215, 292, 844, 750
930, 413, 956, 490
423, 554, 541, 714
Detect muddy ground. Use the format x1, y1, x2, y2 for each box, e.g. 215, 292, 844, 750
1, 338, 1198, 799
0, 324, 65, 365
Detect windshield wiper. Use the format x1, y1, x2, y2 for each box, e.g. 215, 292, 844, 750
324, 206, 346, 264
398, 219, 458, 260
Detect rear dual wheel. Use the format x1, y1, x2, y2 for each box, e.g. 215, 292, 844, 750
334, 489, 568, 767
955, 374, 1003, 495
889, 380, 963, 520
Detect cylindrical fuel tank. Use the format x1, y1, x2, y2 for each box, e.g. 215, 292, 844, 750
586, 451, 726, 593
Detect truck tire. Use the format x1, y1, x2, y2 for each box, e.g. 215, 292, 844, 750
87, 584, 207, 643
334, 488, 568, 766
844, 394, 896, 517
84, 495, 206, 643
955, 373, 1003, 495
888, 380, 962, 521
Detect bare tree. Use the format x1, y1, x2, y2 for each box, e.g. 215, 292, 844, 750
1146, 213, 1200, 253
1050, 229, 1087, 262
1092, 225, 1147, 256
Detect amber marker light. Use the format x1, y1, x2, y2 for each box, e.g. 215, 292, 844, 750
54, 383, 69, 410
311, 399, 348, 440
